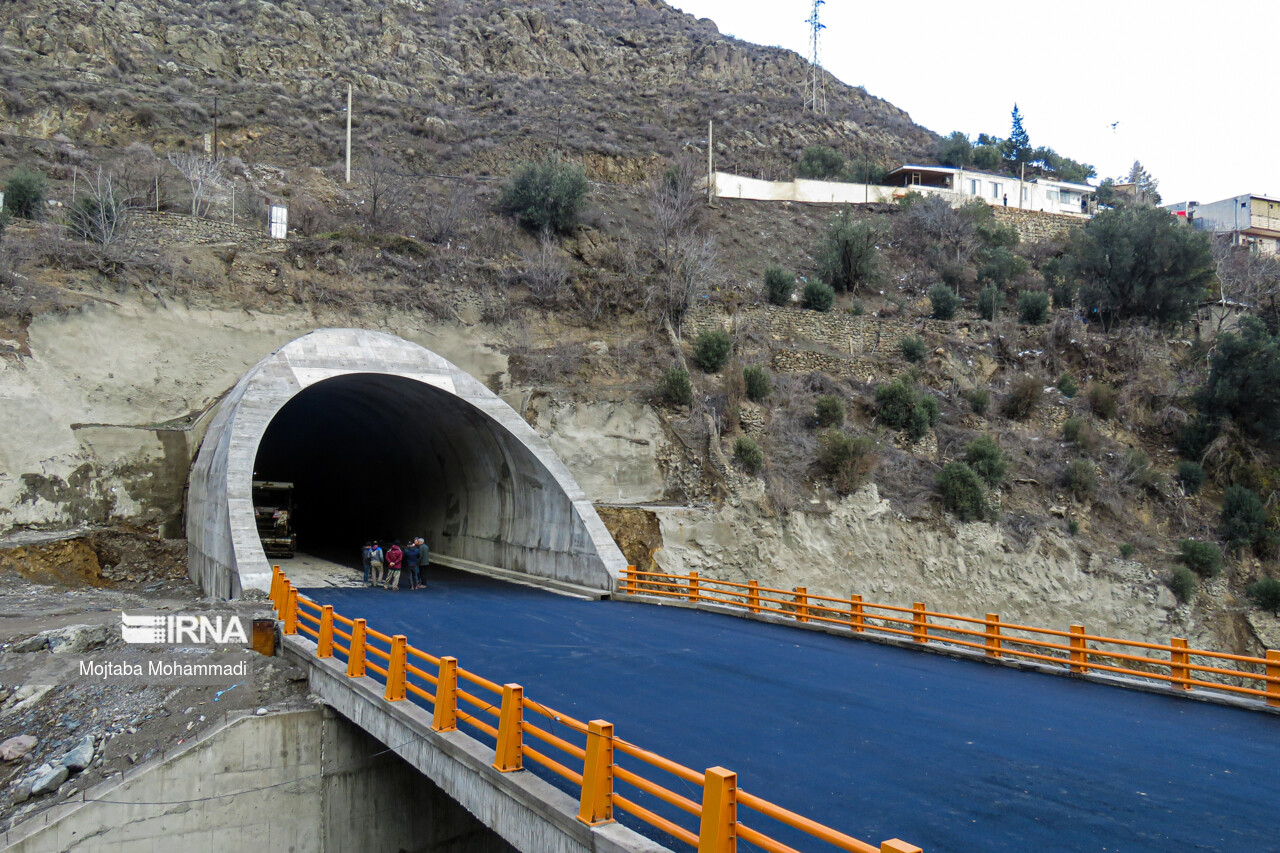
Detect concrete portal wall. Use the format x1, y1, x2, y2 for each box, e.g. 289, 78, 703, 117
186, 329, 626, 598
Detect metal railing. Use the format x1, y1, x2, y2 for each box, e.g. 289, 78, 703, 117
617, 568, 1280, 709
269, 566, 921, 853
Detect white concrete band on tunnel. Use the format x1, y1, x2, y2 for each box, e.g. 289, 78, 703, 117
186, 328, 627, 598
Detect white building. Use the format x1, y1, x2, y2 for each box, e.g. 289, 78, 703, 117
1166, 194, 1280, 255
881, 165, 1094, 216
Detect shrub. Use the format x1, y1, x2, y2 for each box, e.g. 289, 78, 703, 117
743, 365, 772, 402
1246, 577, 1280, 615
977, 246, 1029, 288
764, 266, 793, 306
733, 436, 764, 475
797, 145, 845, 179
1063, 204, 1213, 326
500, 156, 588, 234
816, 430, 878, 495
0, 209, 8, 240
818, 210, 884, 293
1122, 448, 1160, 490
927, 284, 960, 321
938, 462, 989, 522
1088, 383, 1118, 420
965, 388, 990, 416
964, 434, 1007, 487
976, 284, 1003, 321
692, 330, 732, 372
1062, 417, 1099, 452
900, 336, 925, 363
801, 280, 835, 312
1017, 290, 1050, 325
1064, 459, 1096, 500
1119, 543, 1135, 559
1177, 461, 1205, 494
4, 168, 47, 219
1057, 373, 1078, 398
1178, 417, 1218, 460
1178, 539, 1222, 578
1067, 519, 1080, 535
848, 299, 864, 316
657, 367, 692, 406
814, 394, 845, 428
1167, 566, 1197, 604
1196, 316, 1280, 446
876, 378, 939, 439
1000, 375, 1043, 420
1221, 485, 1267, 552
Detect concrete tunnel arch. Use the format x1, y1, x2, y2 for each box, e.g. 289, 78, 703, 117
186, 329, 627, 598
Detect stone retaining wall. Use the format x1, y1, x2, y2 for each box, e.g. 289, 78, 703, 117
991, 206, 1086, 242
132, 211, 283, 250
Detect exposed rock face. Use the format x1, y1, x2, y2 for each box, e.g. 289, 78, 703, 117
0, 0, 936, 175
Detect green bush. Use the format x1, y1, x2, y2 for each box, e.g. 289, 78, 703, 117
1064, 459, 1096, 500
1062, 416, 1098, 452
977, 246, 1029, 288
927, 284, 960, 321
0, 209, 9, 239
1196, 316, 1280, 446
733, 436, 764, 475
1167, 566, 1197, 604
814, 394, 845, 428
4, 168, 47, 220
743, 365, 772, 402
848, 299, 864, 316
657, 367, 692, 406
692, 330, 732, 373
1177, 461, 1205, 494
1178, 539, 1222, 578
1057, 373, 1078, 398
801, 280, 835, 312
1017, 290, 1050, 325
1067, 519, 1080, 535
500, 157, 588, 234
964, 434, 1007, 487
817, 210, 884, 293
1000, 375, 1043, 420
1178, 417, 1218, 460
938, 462, 989, 522
1221, 485, 1267, 552
764, 266, 794, 306
817, 429, 879, 495
876, 378, 939, 439
797, 145, 845, 179
976, 284, 1003, 321
1246, 577, 1280, 615
965, 387, 990, 416
1119, 543, 1135, 559
900, 336, 925, 363
1088, 383, 1118, 420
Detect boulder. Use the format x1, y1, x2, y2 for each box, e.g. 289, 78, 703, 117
0, 734, 38, 761
10, 635, 49, 653
59, 735, 95, 772
45, 624, 110, 654
11, 777, 33, 804
28, 763, 69, 797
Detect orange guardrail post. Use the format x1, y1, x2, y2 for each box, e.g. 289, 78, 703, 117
688, 571, 701, 603
985, 613, 1002, 659
346, 618, 367, 678
880, 840, 923, 853
578, 720, 615, 826
747, 580, 760, 614
494, 684, 524, 772
1267, 650, 1280, 708
269, 565, 281, 611
385, 635, 407, 702
794, 587, 809, 623
912, 602, 927, 643
433, 656, 458, 732
1069, 624, 1087, 673
697, 766, 737, 853
318, 605, 334, 658
1170, 637, 1191, 690
624, 565, 637, 595
851, 594, 865, 632
283, 586, 299, 635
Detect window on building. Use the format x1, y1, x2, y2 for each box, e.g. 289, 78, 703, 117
969, 179, 980, 195
991, 182, 1002, 198
910, 172, 922, 186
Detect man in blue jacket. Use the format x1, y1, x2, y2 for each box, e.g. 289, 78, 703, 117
404, 539, 421, 590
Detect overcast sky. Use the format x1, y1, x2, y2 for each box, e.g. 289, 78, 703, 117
670, 0, 1275, 204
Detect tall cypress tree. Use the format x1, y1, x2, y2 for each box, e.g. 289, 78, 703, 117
1004, 104, 1031, 169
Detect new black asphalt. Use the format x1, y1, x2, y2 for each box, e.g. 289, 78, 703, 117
304, 567, 1279, 853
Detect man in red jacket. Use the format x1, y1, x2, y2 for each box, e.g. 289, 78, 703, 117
385, 541, 403, 590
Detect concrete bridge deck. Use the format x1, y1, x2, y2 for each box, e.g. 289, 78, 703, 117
301, 566, 1280, 853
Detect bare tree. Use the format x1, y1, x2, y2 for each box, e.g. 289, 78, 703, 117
67, 169, 135, 246
517, 234, 570, 309
648, 232, 720, 337
359, 156, 410, 232
647, 155, 702, 264
1211, 237, 1280, 336
166, 152, 225, 217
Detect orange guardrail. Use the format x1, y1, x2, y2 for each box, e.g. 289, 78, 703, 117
617, 567, 1280, 708
268, 566, 922, 853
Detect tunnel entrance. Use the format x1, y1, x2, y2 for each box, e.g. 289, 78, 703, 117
186, 328, 625, 598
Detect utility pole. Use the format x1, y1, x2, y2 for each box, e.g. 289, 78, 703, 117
1019, 162, 1025, 210
707, 120, 714, 204
212, 95, 219, 159
345, 84, 353, 184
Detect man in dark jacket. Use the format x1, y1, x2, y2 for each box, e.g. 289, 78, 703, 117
416, 537, 429, 589
385, 541, 403, 590
404, 540, 421, 590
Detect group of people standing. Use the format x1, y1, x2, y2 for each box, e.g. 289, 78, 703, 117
362, 538, 429, 590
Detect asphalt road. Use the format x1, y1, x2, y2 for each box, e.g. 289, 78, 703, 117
304, 567, 1280, 853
